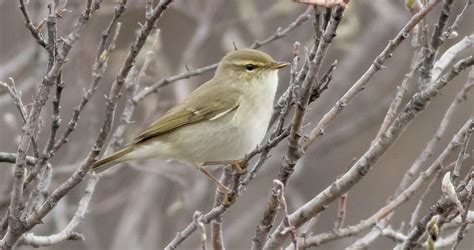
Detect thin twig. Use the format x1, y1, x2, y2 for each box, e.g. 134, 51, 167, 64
0, 153, 36, 166
409, 172, 442, 232
431, 34, 474, 81
0, 1, 174, 248
18, 176, 97, 247
396, 66, 474, 196
211, 168, 233, 250
133, 7, 312, 103
0, 79, 40, 157
419, 0, 455, 90
452, 128, 472, 183
263, 55, 473, 249
440, 0, 473, 42
274, 180, 298, 250
53, 1, 127, 152
19, 0, 47, 48
254, 7, 348, 250
452, 168, 473, 249
304, 0, 441, 151
334, 193, 347, 229
401, 180, 472, 249
374, 51, 420, 141
295, 120, 473, 248
2, 0, 97, 247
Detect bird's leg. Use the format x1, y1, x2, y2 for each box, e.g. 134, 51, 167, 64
202, 160, 246, 173
231, 160, 245, 173
195, 165, 231, 194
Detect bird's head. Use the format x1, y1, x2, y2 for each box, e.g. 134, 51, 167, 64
215, 49, 289, 84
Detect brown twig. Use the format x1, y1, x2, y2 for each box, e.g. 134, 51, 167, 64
157, 9, 317, 245
194, 211, 208, 250
0, 153, 36, 166
295, 119, 473, 248
22, 0, 172, 230
0, 79, 40, 158
418, 0, 454, 90
401, 181, 472, 249
0, 0, 174, 248
2, 1, 97, 248
255, 6, 346, 249
452, 168, 473, 249
274, 180, 298, 250
408, 172, 442, 232
431, 34, 474, 81
334, 193, 347, 229
263, 54, 472, 249
53, 1, 127, 152
373, 52, 420, 141
106, 28, 161, 154
18, 0, 47, 48
165, 205, 229, 250
440, 0, 473, 42
252, 7, 347, 250
133, 7, 312, 103
18, 176, 97, 247
452, 126, 472, 183
396, 65, 474, 199
303, 0, 441, 151
211, 167, 233, 250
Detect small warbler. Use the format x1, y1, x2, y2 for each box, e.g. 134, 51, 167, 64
91, 49, 289, 192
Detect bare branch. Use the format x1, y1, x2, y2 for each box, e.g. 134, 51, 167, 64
253, 7, 347, 249
0, 153, 36, 166
18, 0, 47, 48
452, 125, 472, 182
274, 180, 298, 249
19, 177, 97, 247
264, 55, 473, 249
211, 168, 233, 250
133, 7, 312, 103
304, 0, 442, 150
0, 0, 174, 248
3, 1, 99, 246
165, 205, 229, 250
373, 51, 420, 141
295, 119, 473, 248
440, 0, 472, 42
401, 179, 472, 249
432, 34, 474, 81
53, 2, 127, 152
396, 68, 474, 199
334, 193, 347, 229
193, 211, 207, 250
452, 171, 473, 249
106, 28, 161, 154
419, 0, 455, 90
293, 0, 348, 8
408, 172, 442, 233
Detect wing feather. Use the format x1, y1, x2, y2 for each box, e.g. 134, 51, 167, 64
134, 84, 241, 143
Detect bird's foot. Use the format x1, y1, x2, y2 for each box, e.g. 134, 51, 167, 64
231, 160, 246, 174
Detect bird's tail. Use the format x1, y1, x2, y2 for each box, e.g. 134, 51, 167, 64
91, 146, 134, 173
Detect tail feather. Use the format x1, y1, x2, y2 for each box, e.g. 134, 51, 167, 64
91, 146, 134, 173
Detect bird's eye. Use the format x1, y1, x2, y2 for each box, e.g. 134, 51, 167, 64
245, 64, 255, 71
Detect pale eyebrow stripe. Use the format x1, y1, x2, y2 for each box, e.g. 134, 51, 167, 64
231, 60, 266, 66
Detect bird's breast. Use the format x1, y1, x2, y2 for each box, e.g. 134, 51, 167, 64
231, 71, 279, 147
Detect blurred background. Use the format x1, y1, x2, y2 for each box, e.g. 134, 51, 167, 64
1, 0, 473, 249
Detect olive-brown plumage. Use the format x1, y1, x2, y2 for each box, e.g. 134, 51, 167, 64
91, 49, 288, 190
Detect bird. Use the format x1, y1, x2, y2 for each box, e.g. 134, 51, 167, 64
91, 49, 289, 193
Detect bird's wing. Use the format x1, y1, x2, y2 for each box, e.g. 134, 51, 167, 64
133, 84, 242, 143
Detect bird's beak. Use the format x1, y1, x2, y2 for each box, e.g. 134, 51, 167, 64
269, 61, 290, 70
